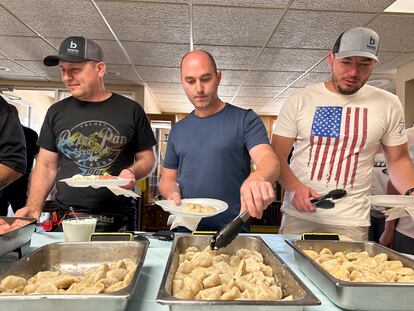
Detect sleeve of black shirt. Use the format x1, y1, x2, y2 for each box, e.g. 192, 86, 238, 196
0, 98, 27, 174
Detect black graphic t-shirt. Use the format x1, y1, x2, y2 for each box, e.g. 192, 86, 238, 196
38, 93, 156, 217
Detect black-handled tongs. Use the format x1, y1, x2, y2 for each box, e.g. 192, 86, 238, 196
310, 189, 347, 209
210, 209, 250, 250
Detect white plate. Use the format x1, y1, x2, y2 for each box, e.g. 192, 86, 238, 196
368, 195, 414, 208
60, 176, 133, 188
155, 198, 228, 218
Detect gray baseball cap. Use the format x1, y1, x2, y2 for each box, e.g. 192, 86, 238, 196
333, 27, 379, 61
44, 36, 103, 66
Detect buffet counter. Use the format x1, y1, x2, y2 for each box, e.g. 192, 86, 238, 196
0, 232, 345, 311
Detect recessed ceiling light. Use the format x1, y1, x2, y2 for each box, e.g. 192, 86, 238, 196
384, 0, 414, 13
0, 66, 10, 71
106, 71, 120, 76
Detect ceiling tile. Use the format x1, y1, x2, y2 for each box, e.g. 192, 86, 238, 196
192, 0, 288, 8
193, 5, 283, 46
146, 82, 184, 95
375, 53, 414, 73
218, 85, 239, 97
122, 42, 189, 67
17, 60, 61, 78
0, 6, 33, 36
220, 70, 249, 85
292, 72, 331, 87
0, 59, 41, 76
268, 10, 374, 49
291, 0, 394, 13
254, 48, 327, 71
194, 45, 261, 70
244, 71, 303, 86
232, 96, 271, 106
368, 14, 414, 52
237, 86, 280, 97
0, 36, 55, 61
2, 0, 112, 39
0, 74, 47, 81
105, 64, 140, 83
137, 66, 181, 83
96, 1, 189, 43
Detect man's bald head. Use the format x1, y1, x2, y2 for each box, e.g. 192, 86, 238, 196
180, 50, 217, 73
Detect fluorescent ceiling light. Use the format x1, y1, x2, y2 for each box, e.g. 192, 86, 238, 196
384, 0, 414, 13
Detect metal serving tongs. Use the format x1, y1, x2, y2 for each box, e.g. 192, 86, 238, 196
310, 189, 347, 209
210, 209, 250, 250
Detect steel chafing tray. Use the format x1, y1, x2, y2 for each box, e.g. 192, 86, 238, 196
0, 240, 149, 311
287, 239, 414, 311
0, 217, 36, 257
156, 234, 320, 311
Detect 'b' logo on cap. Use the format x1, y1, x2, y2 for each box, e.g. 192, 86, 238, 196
70, 41, 77, 49
369, 37, 375, 45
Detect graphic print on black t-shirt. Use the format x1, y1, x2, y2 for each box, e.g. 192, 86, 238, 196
57, 120, 127, 175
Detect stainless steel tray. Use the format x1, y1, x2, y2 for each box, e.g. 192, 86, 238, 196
0, 240, 149, 311
0, 217, 36, 257
287, 239, 414, 311
157, 235, 320, 311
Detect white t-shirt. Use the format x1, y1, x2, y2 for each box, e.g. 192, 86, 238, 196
274, 82, 406, 226
370, 152, 388, 218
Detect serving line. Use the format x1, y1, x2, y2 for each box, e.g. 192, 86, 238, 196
0, 232, 348, 311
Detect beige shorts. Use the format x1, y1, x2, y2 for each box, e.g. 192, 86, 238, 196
279, 213, 369, 241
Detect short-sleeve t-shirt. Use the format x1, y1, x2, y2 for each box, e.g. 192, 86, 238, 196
273, 83, 407, 227
163, 103, 270, 231
0, 96, 26, 175
38, 93, 156, 214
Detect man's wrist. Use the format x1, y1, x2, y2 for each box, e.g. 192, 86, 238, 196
404, 187, 414, 196
125, 167, 136, 178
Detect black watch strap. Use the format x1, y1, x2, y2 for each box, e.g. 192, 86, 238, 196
404, 187, 414, 196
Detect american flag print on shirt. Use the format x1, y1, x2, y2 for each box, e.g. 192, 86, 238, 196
308, 106, 368, 189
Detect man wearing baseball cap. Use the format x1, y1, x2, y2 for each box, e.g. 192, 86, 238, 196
272, 27, 414, 240
16, 36, 157, 232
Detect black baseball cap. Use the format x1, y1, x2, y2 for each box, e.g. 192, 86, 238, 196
43, 36, 103, 66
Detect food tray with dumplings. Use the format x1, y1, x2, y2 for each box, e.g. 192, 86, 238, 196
156, 234, 320, 310
0, 240, 149, 311
287, 239, 414, 311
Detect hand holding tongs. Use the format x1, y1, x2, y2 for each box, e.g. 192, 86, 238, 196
310, 189, 347, 209
210, 209, 250, 250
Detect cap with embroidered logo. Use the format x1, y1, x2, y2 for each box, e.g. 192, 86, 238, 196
333, 27, 379, 61
43, 36, 103, 66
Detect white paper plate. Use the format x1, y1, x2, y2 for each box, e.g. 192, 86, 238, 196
155, 198, 228, 218
368, 195, 414, 208
60, 176, 133, 188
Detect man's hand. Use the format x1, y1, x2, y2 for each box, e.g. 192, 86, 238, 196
291, 185, 320, 212
118, 168, 136, 190
15, 206, 42, 220
168, 191, 182, 206
240, 177, 274, 218
379, 228, 394, 248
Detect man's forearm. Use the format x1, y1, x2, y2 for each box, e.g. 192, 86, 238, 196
25, 165, 58, 212
159, 178, 180, 199
388, 157, 414, 195
129, 149, 156, 180
250, 152, 280, 183
0, 164, 22, 190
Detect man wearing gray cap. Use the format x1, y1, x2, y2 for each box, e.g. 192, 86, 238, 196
272, 27, 414, 240
16, 36, 156, 232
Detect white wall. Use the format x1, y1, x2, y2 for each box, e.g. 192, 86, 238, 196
396, 60, 414, 128
144, 86, 161, 114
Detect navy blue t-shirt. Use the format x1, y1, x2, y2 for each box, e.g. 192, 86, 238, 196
163, 103, 270, 231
